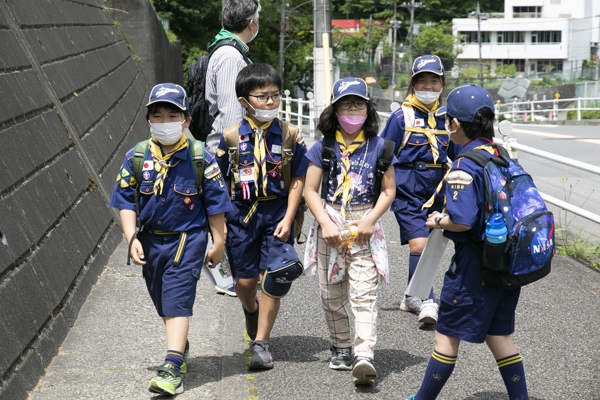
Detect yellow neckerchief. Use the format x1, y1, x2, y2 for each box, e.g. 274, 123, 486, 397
149, 135, 188, 195
421, 143, 496, 210
331, 130, 366, 220
404, 94, 441, 164
244, 116, 273, 197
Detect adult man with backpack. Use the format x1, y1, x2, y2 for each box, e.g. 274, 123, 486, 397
199, 0, 260, 154
187, 0, 260, 296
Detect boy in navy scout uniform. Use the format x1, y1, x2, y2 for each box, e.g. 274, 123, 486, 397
109, 83, 232, 395
400, 85, 529, 400
380, 55, 460, 326
215, 63, 308, 370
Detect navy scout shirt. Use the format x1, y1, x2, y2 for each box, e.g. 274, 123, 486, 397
109, 140, 232, 232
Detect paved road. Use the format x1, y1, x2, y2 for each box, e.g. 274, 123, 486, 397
29, 131, 600, 400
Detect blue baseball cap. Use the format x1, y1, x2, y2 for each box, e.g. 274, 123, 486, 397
440, 84, 495, 122
260, 239, 303, 298
331, 77, 369, 103
147, 83, 188, 110
411, 55, 444, 77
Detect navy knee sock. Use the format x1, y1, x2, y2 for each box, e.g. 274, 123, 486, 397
497, 354, 529, 400
415, 350, 457, 400
408, 253, 435, 301
164, 349, 185, 373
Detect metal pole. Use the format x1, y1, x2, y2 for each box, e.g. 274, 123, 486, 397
477, 2, 483, 86
279, 0, 286, 79
391, 3, 397, 103
596, 14, 600, 81
409, 0, 415, 67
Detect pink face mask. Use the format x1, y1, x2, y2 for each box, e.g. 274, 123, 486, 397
337, 115, 367, 134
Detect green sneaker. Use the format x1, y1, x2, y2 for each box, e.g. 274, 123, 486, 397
148, 363, 183, 395
180, 341, 190, 374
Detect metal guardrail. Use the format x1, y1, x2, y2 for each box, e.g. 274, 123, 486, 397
279, 90, 316, 138
495, 126, 600, 225
495, 97, 600, 122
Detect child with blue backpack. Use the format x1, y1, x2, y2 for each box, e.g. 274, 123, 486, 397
109, 83, 232, 395
400, 84, 529, 400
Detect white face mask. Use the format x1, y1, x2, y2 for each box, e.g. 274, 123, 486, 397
246, 101, 279, 122
445, 119, 458, 141
415, 90, 442, 105
149, 121, 184, 145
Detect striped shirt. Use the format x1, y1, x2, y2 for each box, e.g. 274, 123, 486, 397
205, 43, 250, 154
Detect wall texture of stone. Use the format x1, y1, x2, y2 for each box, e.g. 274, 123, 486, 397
0, 1, 181, 398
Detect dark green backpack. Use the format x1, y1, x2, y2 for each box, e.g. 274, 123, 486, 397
132, 138, 205, 195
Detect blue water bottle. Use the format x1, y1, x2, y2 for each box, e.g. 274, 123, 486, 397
484, 213, 508, 271
485, 213, 508, 244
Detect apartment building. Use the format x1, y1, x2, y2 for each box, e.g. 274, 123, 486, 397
452, 0, 600, 79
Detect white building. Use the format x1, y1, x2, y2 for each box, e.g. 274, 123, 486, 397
452, 0, 600, 79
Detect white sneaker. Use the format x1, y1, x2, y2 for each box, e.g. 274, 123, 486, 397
400, 296, 422, 314
215, 281, 237, 297
418, 299, 438, 324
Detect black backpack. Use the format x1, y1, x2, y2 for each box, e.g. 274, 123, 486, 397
186, 39, 251, 141
320, 136, 395, 205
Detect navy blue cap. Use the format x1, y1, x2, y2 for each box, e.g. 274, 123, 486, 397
147, 83, 188, 110
411, 55, 445, 77
260, 239, 303, 298
331, 77, 369, 103
442, 84, 495, 122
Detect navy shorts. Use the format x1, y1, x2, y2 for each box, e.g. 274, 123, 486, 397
436, 242, 521, 343
138, 228, 208, 317
393, 167, 446, 244
226, 197, 291, 279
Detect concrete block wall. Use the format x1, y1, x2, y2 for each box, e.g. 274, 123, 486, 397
0, 1, 181, 398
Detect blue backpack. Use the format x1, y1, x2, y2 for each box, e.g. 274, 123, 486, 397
463, 145, 554, 288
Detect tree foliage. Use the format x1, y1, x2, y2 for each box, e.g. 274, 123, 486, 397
411, 22, 459, 70
149, 0, 314, 93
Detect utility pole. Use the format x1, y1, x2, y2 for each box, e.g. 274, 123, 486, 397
596, 14, 600, 81
471, 2, 488, 87
279, 0, 286, 80
313, 0, 332, 115
401, 0, 424, 69
390, 4, 401, 102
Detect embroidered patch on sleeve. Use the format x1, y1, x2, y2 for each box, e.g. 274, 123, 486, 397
447, 170, 473, 191
204, 162, 221, 180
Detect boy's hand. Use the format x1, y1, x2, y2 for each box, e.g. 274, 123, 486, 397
129, 238, 146, 265
205, 244, 225, 269
274, 220, 291, 242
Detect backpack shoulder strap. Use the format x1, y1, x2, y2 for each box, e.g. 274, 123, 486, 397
224, 123, 241, 200
280, 121, 299, 190
132, 140, 150, 186
398, 105, 415, 154
460, 150, 490, 168
188, 138, 205, 197
373, 138, 395, 205
209, 39, 251, 64
320, 135, 337, 200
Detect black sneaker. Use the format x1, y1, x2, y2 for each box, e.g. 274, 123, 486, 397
352, 356, 377, 385
329, 346, 353, 370
249, 340, 274, 370
243, 299, 259, 340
